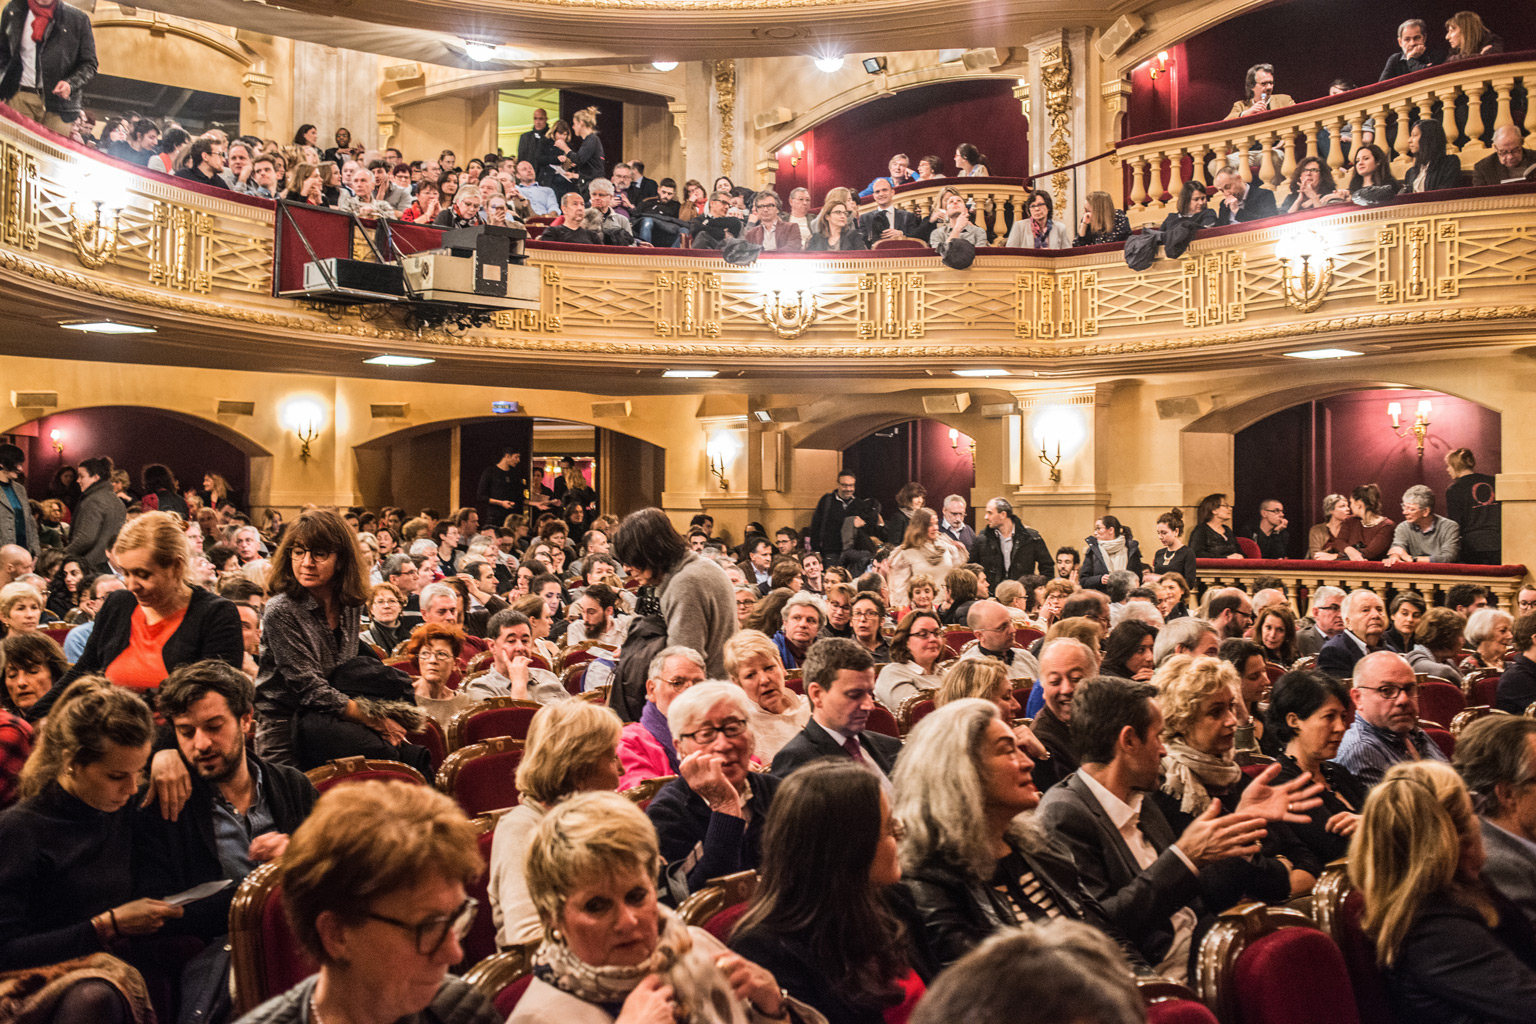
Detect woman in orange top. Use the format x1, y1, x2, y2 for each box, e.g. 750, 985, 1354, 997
56, 512, 243, 698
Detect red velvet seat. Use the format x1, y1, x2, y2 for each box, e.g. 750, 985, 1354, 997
1464, 669, 1501, 707
40, 623, 71, 645
406, 718, 448, 773
942, 628, 976, 656
1416, 680, 1465, 728
678, 870, 758, 941
229, 862, 319, 1015
560, 662, 590, 695
1014, 626, 1044, 648
1235, 536, 1262, 558
1264, 662, 1286, 685
865, 706, 901, 738
460, 821, 505, 967
1198, 901, 1360, 1024
463, 946, 538, 1016
495, 974, 535, 1016
305, 756, 426, 794
784, 669, 805, 695
896, 693, 935, 734
1137, 980, 1216, 1024
448, 698, 542, 750
1421, 724, 1455, 758
1314, 864, 1397, 1024
437, 737, 526, 816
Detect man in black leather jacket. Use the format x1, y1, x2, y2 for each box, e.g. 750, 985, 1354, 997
0, 0, 95, 135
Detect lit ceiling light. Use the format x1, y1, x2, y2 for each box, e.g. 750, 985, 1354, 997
814, 56, 845, 73
953, 368, 1011, 377
1282, 348, 1364, 360
652, 60, 679, 71
663, 369, 719, 378
364, 354, 435, 367
59, 320, 155, 334
462, 40, 497, 62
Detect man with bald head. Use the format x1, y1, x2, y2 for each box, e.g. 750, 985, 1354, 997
1317, 588, 1391, 679
1472, 125, 1536, 186
1030, 637, 1099, 792
961, 599, 1041, 682
1335, 650, 1449, 786
0, 544, 33, 586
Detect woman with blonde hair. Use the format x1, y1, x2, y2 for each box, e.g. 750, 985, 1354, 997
1151, 655, 1320, 900
0, 582, 43, 636
1351, 761, 1536, 1021
724, 629, 810, 760
887, 508, 966, 609
1072, 191, 1131, 247
1308, 493, 1364, 560
489, 700, 622, 948
283, 161, 324, 205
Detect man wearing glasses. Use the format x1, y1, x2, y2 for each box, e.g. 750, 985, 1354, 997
1335, 651, 1449, 786
959, 600, 1041, 683
1246, 499, 1290, 560
1318, 589, 1393, 679
174, 135, 230, 191
1384, 485, 1461, 566
743, 189, 803, 251
1518, 586, 1536, 619
1296, 585, 1347, 658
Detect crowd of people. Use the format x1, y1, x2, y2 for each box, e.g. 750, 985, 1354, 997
0, 433, 1534, 1023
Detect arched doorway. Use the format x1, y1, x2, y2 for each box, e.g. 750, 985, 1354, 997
1, 405, 271, 509
839, 419, 977, 536
1230, 387, 1500, 557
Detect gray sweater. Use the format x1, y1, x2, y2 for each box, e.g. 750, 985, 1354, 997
63, 480, 125, 573
234, 974, 498, 1024
657, 551, 737, 678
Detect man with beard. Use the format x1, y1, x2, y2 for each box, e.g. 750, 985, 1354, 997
133, 659, 317, 940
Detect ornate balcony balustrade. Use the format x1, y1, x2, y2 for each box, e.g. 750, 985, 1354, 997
851, 177, 1035, 244
1, 104, 1534, 375
1116, 51, 1536, 226
1195, 559, 1528, 616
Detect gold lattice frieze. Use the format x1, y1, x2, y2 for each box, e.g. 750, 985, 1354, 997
0, 141, 37, 251
654, 270, 722, 337
149, 202, 212, 293
857, 271, 924, 339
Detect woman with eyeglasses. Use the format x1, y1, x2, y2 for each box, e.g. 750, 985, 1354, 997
731, 759, 937, 1024
876, 612, 946, 711
1189, 493, 1242, 560
244, 780, 499, 1024
850, 594, 892, 664
405, 622, 473, 732
646, 681, 780, 901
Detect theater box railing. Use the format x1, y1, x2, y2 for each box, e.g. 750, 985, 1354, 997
1194, 559, 1528, 616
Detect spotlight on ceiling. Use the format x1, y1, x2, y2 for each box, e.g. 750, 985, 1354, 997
651, 60, 679, 71
462, 40, 497, 62
364, 354, 435, 367
814, 55, 845, 73
59, 320, 155, 334
862, 56, 887, 74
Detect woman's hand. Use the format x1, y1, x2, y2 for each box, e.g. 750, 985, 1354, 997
1343, 546, 1365, 561
111, 898, 183, 936
143, 748, 192, 821
1131, 666, 1155, 682
374, 716, 408, 746
1313, 551, 1338, 561
1227, 552, 1245, 559
1325, 811, 1361, 836
1235, 763, 1324, 823
680, 751, 742, 817
616, 976, 675, 1024
716, 952, 784, 1018
1012, 723, 1048, 762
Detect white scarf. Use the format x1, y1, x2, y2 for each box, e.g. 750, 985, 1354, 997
1099, 536, 1128, 572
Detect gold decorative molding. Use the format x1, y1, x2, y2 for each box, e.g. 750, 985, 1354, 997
712, 59, 736, 180
242, 70, 275, 139
654, 270, 721, 337
1101, 79, 1132, 139
858, 272, 924, 339
0, 142, 37, 251
1182, 250, 1246, 326
149, 202, 212, 293
1039, 44, 1073, 212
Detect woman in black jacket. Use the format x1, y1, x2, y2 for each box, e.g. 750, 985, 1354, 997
1079, 515, 1147, 592
138, 463, 188, 521
806, 198, 869, 251
731, 759, 936, 1024
1402, 120, 1463, 194
892, 699, 1148, 971
1189, 492, 1242, 559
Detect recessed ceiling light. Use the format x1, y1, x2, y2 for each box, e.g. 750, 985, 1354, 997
364, 354, 435, 367
663, 369, 719, 378
59, 320, 155, 334
1282, 348, 1364, 360
651, 61, 679, 71
462, 40, 497, 62
814, 56, 845, 73
953, 368, 1011, 377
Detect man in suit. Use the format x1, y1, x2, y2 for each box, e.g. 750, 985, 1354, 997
857, 178, 923, 243
1472, 126, 1536, 186
1036, 675, 1316, 980
1455, 715, 1536, 931
770, 638, 902, 778
939, 494, 977, 552
1317, 588, 1391, 679
1295, 586, 1346, 658
1212, 167, 1278, 225
737, 535, 773, 595
742, 190, 803, 251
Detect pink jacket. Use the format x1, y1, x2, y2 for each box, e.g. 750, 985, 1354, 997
619, 723, 673, 791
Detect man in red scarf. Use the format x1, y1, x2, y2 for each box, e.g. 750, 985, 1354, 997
0, 0, 96, 135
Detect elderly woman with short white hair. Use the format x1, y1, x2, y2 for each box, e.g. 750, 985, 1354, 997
645, 680, 782, 901
1462, 607, 1514, 672
511, 791, 808, 1024
723, 630, 810, 760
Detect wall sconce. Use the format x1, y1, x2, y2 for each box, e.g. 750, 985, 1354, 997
1148, 50, 1172, 80
705, 434, 737, 491
1388, 399, 1432, 456
948, 427, 976, 463
1032, 405, 1083, 484
1038, 434, 1063, 483
49, 428, 63, 455
68, 169, 129, 269
282, 399, 324, 460
1276, 229, 1333, 312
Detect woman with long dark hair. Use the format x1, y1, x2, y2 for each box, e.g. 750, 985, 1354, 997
1403, 120, 1463, 193
1342, 143, 1399, 197
732, 759, 934, 1024
1100, 620, 1158, 681
1079, 515, 1147, 591
138, 464, 187, 520
1189, 492, 1241, 559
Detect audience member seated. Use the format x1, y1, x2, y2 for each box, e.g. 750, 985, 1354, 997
1351, 760, 1536, 1024
0, 580, 42, 634
1335, 651, 1450, 786
646, 681, 779, 899
1267, 669, 1367, 889
402, 622, 473, 731
1494, 613, 1536, 714
1188, 492, 1242, 559
1160, 180, 1219, 242
723, 629, 811, 762
1036, 675, 1302, 980
1220, 637, 1273, 751
174, 137, 230, 191
614, 508, 736, 678
807, 197, 869, 251
771, 638, 900, 779
1155, 573, 1191, 623
1072, 192, 1132, 247
731, 759, 936, 1024
1402, 120, 1463, 194
1029, 638, 1099, 793
894, 698, 1147, 970
857, 178, 923, 244
0, 678, 173, 1023
243, 780, 496, 1023
1212, 167, 1278, 225
875, 612, 946, 711
1295, 585, 1346, 658
1308, 493, 1362, 559
618, 645, 705, 788
489, 699, 622, 949
1317, 588, 1391, 677
1224, 62, 1294, 120
686, 190, 746, 249
858, 154, 920, 198
960, 601, 1041, 683
513, 790, 795, 1024
1005, 190, 1070, 249
432, 184, 485, 229
0, 631, 64, 725
1152, 655, 1312, 900
510, 159, 559, 215
1101, 621, 1158, 683
1462, 607, 1514, 674
1444, 10, 1503, 62
742, 189, 802, 251
57, 512, 242, 704
1380, 18, 1436, 80
1474, 126, 1536, 186
362, 582, 410, 653
399, 178, 441, 222
953, 143, 988, 177
769, 591, 822, 668
134, 660, 317, 944
1454, 715, 1536, 933
926, 190, 986, 260
909, 922, 1144, 1024
849, 593, 892, 663
1401, 606, 1466, 685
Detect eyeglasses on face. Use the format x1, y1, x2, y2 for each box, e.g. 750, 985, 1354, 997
909, 629, 943, 641
365, 898, 478, 956
418, 650, 454, 662
851, 609, 882, 619
1357, 682, 1419, 701
680, 717, 748, 744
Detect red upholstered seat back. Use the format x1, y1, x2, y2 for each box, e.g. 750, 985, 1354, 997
464, 705, 541, 745
1416, 680, 1465, 728
408, 719, 447, 773
942, 630, 976, 656
1014, 626, 1044, 648
1337, 891, 1397, 1024
311, 765, 424, 795
452, 747, 526, 815
1469, 675, 1500, 707
1145, 1000, 1219, 1024
493, 974, 536, 1016
1264, 663, 1286, 685
865, 706, 901, 739
1232, 927, 1360, 1024
702, 901, 749, 943
1236, 537, 1262, 558
1422, 725, 1455, 758
260, 881, 318, 1000
908, 699, 936, 729
461, 830, 499, 966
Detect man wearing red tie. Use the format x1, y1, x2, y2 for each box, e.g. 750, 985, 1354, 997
769, 637, 903, 779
